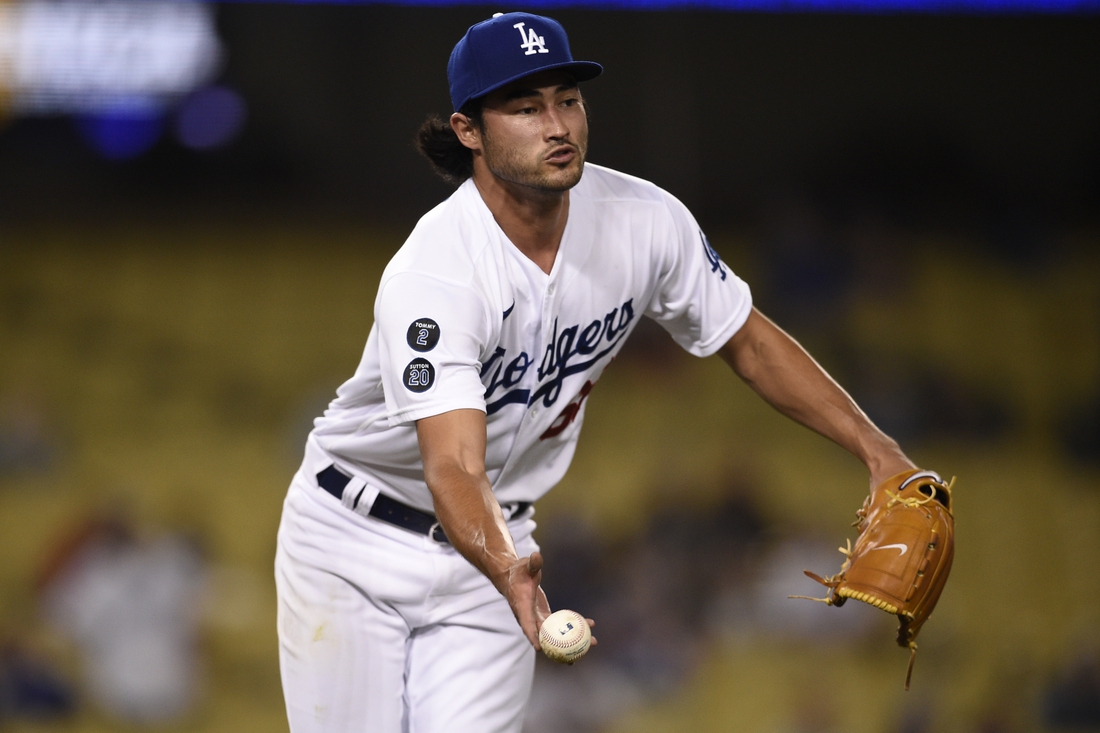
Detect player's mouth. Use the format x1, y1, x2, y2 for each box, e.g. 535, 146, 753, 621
544, 145, 577, 165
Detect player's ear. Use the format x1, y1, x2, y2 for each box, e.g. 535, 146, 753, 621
450, 113, 482, 152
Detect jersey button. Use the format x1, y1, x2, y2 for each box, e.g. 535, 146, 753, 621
547, 284, 555, 295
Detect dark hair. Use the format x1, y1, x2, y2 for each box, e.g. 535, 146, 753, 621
416, 99, 484, 186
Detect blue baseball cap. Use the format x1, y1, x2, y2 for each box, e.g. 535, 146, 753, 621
448, 12, 603, 113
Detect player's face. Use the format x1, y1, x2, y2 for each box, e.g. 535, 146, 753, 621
476, 71, 589, 193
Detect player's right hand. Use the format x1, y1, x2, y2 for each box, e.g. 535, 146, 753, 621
499, 551, 552, 650
500, 552, 598, 654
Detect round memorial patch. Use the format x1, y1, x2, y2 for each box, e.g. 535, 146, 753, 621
403, 358, 435, 393
406, 318, 440, 352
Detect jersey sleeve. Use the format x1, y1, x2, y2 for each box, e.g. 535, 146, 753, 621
644, 193, 753, 357
375, 271, 492, 426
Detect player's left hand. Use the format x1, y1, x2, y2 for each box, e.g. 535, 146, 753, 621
867, 452, 917, 493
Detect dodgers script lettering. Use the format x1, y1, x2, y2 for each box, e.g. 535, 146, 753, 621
481, 298, 634, 416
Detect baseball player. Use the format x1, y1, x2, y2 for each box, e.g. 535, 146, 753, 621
275, 12, 917, 733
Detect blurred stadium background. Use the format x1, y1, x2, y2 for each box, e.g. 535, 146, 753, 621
1, 2, 1099, 732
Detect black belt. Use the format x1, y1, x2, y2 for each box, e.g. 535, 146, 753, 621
316, 465, 530, 544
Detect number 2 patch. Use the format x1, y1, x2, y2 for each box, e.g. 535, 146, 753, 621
403, 358, 435, 393
406, 318, 440, 352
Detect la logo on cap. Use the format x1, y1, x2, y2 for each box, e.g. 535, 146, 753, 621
513, 22, 549, 55
448, 13, 602, 112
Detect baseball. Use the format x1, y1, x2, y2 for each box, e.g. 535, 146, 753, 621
539, 609, 591, 664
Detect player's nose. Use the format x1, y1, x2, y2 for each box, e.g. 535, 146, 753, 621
543, 106, 570, 140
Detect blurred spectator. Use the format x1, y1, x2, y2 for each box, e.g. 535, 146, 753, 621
845, 214, 914, 303
785, 683, 840, 733
588, 489, 767, 691
523, 656, 643, 733
615, 316, 685, 374
0, 636, 74, 722
526, 484, 769, 732
843, 349, 1012, 446
0, 390, 58, 477
1042, 650, 1100, 729
711, 532, 882, 643
1060, 393, 1100, 466
895, 696, 935, 733
36, 510, 207, 724
534, 514, 607, 618
756, 198, 854, 347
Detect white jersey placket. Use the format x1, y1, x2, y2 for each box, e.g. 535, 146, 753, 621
531, 276, 559, 423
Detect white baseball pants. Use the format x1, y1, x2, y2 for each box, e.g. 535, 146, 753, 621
275, 455, 537, 733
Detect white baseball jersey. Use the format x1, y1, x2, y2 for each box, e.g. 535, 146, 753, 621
310, 163, 752, 513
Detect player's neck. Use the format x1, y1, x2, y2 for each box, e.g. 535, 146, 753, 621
473, 173, 569, 276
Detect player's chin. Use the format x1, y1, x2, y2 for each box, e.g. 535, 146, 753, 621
541, 162, 585, 190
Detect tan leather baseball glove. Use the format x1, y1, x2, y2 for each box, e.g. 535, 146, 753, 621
793, 469, 955, 690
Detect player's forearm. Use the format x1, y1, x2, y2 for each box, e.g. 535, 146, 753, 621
424, 461, 522, 589
415, 409, 523, 592
720, 308, 914, 478
418, 413, 549, 648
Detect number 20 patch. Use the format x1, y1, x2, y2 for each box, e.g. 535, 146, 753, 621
403, 358, 435, 393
